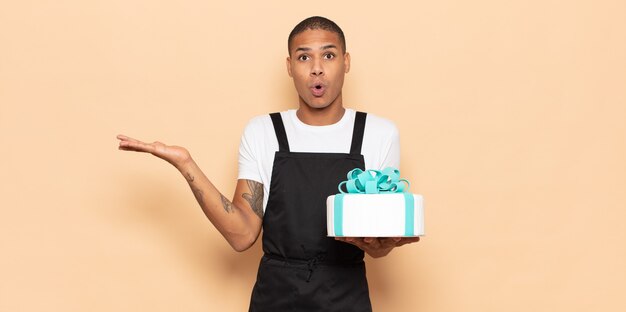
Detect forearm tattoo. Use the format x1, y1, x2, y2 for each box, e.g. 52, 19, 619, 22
191, 186, 205, 208
220, 194, 235, 213
185, 172, 259, 217
185, 172, 195, 182
242, 180, 263, 219
186, 172, 206, 209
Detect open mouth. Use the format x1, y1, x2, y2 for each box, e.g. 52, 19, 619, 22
311, 84, 325, 97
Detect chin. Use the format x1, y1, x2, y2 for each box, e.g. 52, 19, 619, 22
302, 97, 338, 110
307, 103, 331, 110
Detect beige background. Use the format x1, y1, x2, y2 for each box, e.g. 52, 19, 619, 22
1, 0, 625, 311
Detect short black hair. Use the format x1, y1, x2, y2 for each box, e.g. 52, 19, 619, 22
288, 16, 346, 55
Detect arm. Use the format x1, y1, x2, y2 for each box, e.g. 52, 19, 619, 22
117, 134, 263, 252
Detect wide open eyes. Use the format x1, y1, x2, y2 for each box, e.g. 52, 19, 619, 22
297, 53, 335, 62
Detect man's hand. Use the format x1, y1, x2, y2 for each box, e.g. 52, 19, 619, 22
335, 237, 420, 258
117, 134, 192, 169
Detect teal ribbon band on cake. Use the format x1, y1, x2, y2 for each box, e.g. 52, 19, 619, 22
334, 194, 345, 236
404, 193, 414, 236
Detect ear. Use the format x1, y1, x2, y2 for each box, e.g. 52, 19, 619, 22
286, 56, 293, 77
344, 52, 351, 73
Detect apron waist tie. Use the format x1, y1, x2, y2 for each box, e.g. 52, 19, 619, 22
305, 254, 324, 283
263, 253, 364, 283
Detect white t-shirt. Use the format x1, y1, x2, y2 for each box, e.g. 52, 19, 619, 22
238, 108, 400, 212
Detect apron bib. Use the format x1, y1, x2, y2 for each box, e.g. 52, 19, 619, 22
249, 111, 372, 312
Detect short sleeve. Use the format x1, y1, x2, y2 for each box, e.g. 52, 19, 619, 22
237, 120, 263, 183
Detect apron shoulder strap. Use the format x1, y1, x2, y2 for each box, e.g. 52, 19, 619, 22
270, 112, 290, 152
350, 111, 367, 154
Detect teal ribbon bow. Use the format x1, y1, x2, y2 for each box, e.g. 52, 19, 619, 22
338, 167, 410, 194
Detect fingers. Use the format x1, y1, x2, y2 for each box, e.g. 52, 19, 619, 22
117, 134, 155, 153
396, 237, 420, 247
379, 238, 400, 249
378, 237, 420, 247
363, 237, 382, 249
116, 134, 138, 142
335, 236, 421, 249
335, 237, 382, 250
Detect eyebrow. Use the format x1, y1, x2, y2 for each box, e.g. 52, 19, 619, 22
294, 44, 339, 53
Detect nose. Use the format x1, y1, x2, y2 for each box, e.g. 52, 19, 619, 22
310, 58, 323, 76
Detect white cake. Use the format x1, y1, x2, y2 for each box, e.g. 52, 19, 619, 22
327, 193, 424, 237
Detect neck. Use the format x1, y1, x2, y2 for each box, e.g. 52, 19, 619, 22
296, 95, 346, 126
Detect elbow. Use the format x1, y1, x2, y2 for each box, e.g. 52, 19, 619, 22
231, 242, 253, 252
221, 214, 262, 252
228, 234, 258, 252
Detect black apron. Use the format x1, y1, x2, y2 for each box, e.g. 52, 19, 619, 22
248, 111, 372, 312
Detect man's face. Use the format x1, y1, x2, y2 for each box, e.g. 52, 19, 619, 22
287, 29, 350, 110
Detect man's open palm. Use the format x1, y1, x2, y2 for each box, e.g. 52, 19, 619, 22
117, 134, 191, 168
